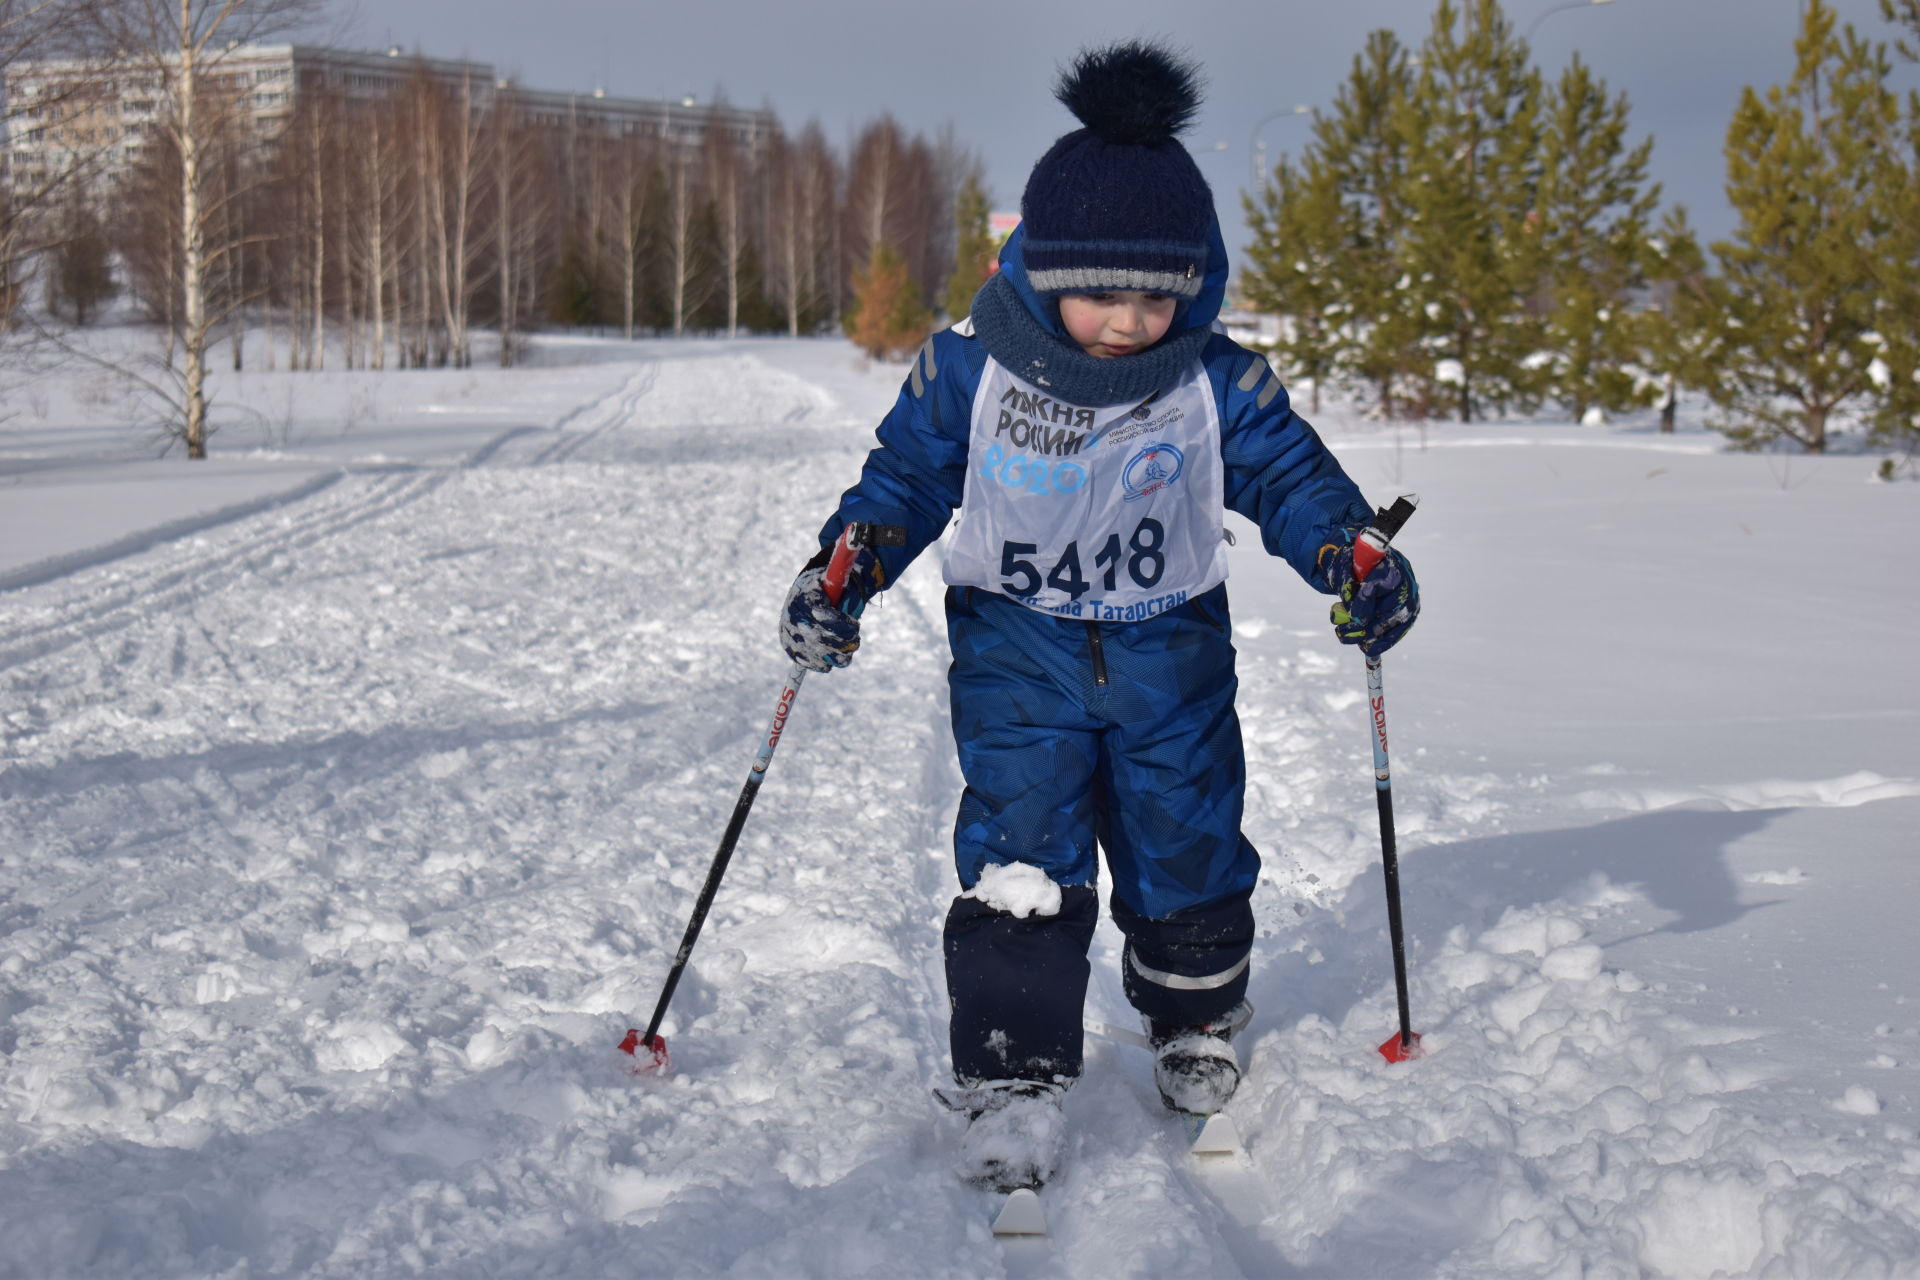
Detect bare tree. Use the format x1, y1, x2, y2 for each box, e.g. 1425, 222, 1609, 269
594, 128, 657, 339
762, 120, 837, 336
407, 63, 489, 367
843, 116, 943, 308
85, 0, 324, 457
487, 83, 553, 365
662, 137, 709, 336
2, 0, 120, 332
345, 94, 407, 370
703, 98, 750, 337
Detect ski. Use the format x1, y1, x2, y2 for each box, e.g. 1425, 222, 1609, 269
1182, 1110, 1243, 1156
1084, 1014, 1245, 1157
990, 1186, 1048, 1237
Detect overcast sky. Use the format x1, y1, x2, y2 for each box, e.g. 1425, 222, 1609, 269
337, 0, 1915, 258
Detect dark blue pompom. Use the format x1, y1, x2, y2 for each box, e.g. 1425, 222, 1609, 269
1055, 41, 1203, 146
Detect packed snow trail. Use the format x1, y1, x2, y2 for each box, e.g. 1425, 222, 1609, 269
2, 337, 1918, 1277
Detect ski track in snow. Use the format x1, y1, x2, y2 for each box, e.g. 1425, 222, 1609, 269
2, 340, 1917, 1278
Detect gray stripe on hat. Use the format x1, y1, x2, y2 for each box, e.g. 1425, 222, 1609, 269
1126, 944, 1250, 991
1026, 267, 1204, 299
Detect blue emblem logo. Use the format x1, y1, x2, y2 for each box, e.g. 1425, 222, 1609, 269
1122, 443, 1184, 502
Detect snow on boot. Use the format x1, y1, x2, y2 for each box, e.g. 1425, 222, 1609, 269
1149, 1000, 1252, 1116
939, 1081, 1067, 1192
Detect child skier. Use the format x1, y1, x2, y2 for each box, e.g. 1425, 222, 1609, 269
779, 41, 1418, 1192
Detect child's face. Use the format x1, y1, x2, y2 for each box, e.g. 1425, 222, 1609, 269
1058, 291, 1178, 359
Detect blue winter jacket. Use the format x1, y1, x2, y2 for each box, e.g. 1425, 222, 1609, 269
819, 221, 1373, 599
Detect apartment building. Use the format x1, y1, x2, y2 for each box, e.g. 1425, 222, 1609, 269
2, 43, 774, 198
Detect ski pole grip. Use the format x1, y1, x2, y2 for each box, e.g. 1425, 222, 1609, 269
1351, 494, 1419, 583
819, 522, 908, 611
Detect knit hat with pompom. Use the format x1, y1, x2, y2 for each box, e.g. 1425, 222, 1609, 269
1020, 41, 1213, 300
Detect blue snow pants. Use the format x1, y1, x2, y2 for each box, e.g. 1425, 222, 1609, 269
942, 583, 1259, 1086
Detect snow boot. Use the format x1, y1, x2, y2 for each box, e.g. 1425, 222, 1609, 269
1148, 999, 1253, 1116
938, 1080, 1067, 1192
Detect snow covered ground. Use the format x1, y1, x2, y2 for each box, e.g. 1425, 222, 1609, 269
1, 331, 1916, 1278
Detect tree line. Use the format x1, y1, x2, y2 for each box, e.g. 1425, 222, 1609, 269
1241, 0, 1920, 459
3, 0, 984, 457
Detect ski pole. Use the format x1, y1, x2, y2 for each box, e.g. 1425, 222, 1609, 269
620, 520, 905, 1076
1348, 495, 1423, 1064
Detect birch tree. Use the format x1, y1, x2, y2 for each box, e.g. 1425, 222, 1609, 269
763, 121, 837, 336
409, 63, 488, 367
595, 129, 655, 339
2, 0, 121, 330
88, 0, 324, 458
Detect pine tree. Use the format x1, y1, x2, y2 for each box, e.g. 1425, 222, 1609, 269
1293, 28, 1424, 418
1534, 55, 1662, 422
1396, 0, 1545, 421
733, 235, 785, 335
1884, 0, 1920, 57
1241, 155, 1347, 412
943, 172, 994, 322
1691, 0, 1905, 453
1868, 0, 1920, 469
47, 196, 117, 326
844, 242, 931, 360
1642, 207, 1713, 433
547, 224, 602, 328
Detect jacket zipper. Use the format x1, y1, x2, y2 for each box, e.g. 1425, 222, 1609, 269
1084, 622, 1109, 687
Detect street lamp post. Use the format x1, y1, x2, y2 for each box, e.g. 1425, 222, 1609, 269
1523, 0, 1615, 43
1249, 104, 1311, 191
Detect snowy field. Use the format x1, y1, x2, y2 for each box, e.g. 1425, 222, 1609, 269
1, 331, 1917, 1278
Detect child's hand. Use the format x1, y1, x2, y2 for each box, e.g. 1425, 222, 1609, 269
778, 545, 883, 671
780, 566, 861, 671
1321, 540, 1420, 657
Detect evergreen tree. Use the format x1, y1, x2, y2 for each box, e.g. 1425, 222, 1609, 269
547, 223, 602, 328
1642, 206, 1713, 432
1884, 0, 1920, 57
1288, 28, 1424, 418
844, 242, 932, 360
943, 172, 994, 322
636, 165, 675, 334
1870, 0, 1920, 471
1689, 0, 1905, 453
47, 196, 117, 326
1534, 55, 1662, 422
1241, 155, 1347, 412
686, 199, 727, 333
733, 235, 785, 335
1396, 0, 1546, 422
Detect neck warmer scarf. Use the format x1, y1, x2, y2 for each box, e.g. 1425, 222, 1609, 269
969, 271, 1211, 409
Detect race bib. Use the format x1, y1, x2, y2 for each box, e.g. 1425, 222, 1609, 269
943, 357, 1228, 621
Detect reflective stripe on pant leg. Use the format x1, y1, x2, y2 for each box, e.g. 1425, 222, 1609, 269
945, 884, 1099, 1085
1125, 945, 1249, 991
1112, 887, 1255, 1028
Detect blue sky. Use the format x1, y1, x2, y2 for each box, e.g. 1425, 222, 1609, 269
339, 0, 1915, 256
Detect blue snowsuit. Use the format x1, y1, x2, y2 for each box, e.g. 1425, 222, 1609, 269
821, 223, 1374, 1086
